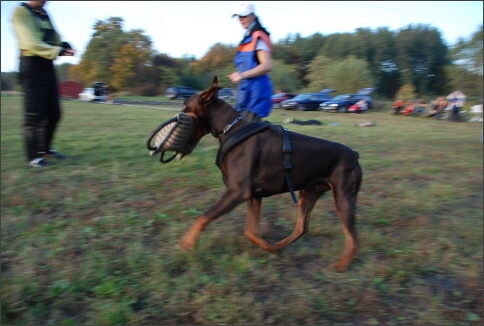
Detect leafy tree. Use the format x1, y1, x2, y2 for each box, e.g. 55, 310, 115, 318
157, 66, 182, 93
110, 30, 152, 90
304, 55, 334, 92
190, 43, 236, 88
272, 33, 308, 86
371, 28, 401, 98
192, 43, 235, 75
59, 18, 476, 98
395, 83, 417, 102
269, 60, 302, 93
448, 24, 483, 99
180, 57, 205, 90
151, 53, 177, 68
77, 17, 153, 90
352, 28, 376, 64
150, 53, 181, 92
451, 24, 483, 75
394, 24, 449, 96
78, 17, 124, 84
320, 33, 354, 61
273, 33, 305, 66
324, 56, 375, 94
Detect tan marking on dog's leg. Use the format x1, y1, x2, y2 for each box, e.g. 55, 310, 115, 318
332, 191, 359, 272
245, 198, 262, 237
179, 189, 247, 251
273, 189, 320, 250
333, 227, 358, 272
244, 198, 279, 253
179, 215, 211, 251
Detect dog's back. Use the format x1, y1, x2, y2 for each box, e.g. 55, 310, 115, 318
220, 126, 361, 197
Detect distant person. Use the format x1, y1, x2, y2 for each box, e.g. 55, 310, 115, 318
392, 99, 404, 115
357, 99, 367, 111
402, 100, 415, 116
425, 97, 448, 118
229, 1, 273, 122
448, 92, 465, 122
11, 1, 75, 167
414, 99, 427, 116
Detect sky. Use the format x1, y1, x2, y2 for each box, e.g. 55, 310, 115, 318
1, 1, 482, 72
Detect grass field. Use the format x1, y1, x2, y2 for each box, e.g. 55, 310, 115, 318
1, 96, 483, 325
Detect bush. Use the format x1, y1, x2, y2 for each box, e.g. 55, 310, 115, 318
371, 100, 393, 112
136, 84, 159, 97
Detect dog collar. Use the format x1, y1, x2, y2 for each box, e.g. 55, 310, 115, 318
223, 116, 242, 134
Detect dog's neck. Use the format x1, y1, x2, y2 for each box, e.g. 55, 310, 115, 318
222, 116, 242, 134
206, 101, 244, 139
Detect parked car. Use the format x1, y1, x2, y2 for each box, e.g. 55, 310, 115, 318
271, 92, 297, 108
320, 88, 375, 113
281, 90, 334, 111
78, 82, 108, 102
165, 86, 198, 100
218, 88, 236, 102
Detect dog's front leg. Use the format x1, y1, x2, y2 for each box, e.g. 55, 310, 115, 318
179, 189, 247, 251
178, 214, 212, 252
244, 198, 279, 254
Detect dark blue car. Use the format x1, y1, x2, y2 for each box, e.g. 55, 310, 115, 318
320, 88, 375, 113
281, 89, 335, 111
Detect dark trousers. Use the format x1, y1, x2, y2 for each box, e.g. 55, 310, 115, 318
19, 56, 61, 161
448, 106, 462, 122
240, 110, 261, 122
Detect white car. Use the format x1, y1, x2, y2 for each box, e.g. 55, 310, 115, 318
78, 87, 107, 102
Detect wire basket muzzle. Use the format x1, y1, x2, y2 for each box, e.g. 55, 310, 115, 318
146, 113, 199, 163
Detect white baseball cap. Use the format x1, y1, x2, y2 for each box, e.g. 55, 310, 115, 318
232, 1, 255, 17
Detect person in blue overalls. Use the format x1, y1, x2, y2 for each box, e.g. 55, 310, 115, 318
229, 2, 273, 122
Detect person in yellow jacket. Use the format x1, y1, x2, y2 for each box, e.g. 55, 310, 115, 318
12, 1, 75, 167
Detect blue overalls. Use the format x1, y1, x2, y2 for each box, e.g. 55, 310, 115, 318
234, 31, 273, 118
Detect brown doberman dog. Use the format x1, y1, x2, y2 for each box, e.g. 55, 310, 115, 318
173, 76, 362, 272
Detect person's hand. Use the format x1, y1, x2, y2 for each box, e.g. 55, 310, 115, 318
228, 71, 244, 84
59, 42, 75, 56
59, 48, 75, 56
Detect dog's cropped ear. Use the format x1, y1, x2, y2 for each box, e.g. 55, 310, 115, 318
199, 76, 222, 105
210, 76, 219, 88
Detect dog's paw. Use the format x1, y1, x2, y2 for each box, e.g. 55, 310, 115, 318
332, 261, 349, 273
263, 243, 281, 255
177, 243, 191, 252
178, 238, 196, 252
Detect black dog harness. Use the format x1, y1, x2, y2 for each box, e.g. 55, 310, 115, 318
216, 121, 298, 203
281, 126, 298, 203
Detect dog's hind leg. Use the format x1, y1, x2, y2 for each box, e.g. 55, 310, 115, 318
272, 187, 324, 251
331, 187, 359, 273
244, 198, 279, 253
179, 189, 248, 251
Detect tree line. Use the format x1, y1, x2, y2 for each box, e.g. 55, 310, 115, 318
2, 17, 482, 100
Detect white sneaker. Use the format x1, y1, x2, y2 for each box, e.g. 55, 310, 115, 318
29, 157, 52, 168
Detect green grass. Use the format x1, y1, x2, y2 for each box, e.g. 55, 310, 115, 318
112, 94, 173, 101
1, 96, 483, 325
